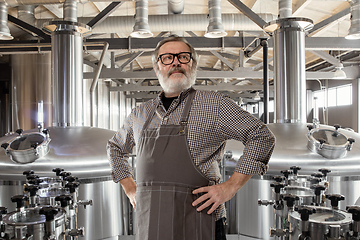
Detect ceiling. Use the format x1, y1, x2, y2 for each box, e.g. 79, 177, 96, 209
1, 0, 360, 102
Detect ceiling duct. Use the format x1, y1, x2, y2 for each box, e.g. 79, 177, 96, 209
279, 0, 292, 18
168, 0, 184, 36
346, 0, 360, 39
0, 3, 13, 40
130, 0, 153, 38
36, 13, 276, 36
205, 0, 227, 38
168, 0, 184, 14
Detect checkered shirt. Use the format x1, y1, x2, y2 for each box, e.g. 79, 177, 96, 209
107, 88, 276, 220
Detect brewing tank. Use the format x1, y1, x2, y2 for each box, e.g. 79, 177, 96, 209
0, 126, 129, 240
225, 122, 360, 239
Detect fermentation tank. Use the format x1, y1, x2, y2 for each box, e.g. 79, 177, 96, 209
0, 2, 128, 239
225, 123, 360, 239
225, 12, 360, 239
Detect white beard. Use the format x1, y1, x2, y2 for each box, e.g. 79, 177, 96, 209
157, 66, 196, 96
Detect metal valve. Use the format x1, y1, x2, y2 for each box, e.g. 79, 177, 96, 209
65, 227, 85, 237
270, 228, 291, 237
295, 206, 316, 222
0, 207, 7, 221
0, 143, 9, 150
273, 175, 285, 183
326, 194, 345, 209
24, 185, 39, 197
23, 170, 35, 177
282, 193, 300, 209
281, 170, 293, 179
65, 182, 80, 194
11, 195, 29, 209
318, 168, 331, 177
64, 176, 78, 183
311, 172, 324, 179
77, 200, 93, 209
347, 206, 360, 237
347, 138, 355, 151
52, 168, 64, 177
15, 129, 23, 136
290, 166, 301, 175
258, 200, 275, 206
318, 138, 327, 149
39, 207, 59, 222
55, 194, 73, 208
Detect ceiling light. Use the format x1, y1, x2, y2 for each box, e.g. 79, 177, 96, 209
346, 0, 360, 40
333, 64, 347, 79
204, 0, 227, 38
0, 4, 13, 40
253, 92, 261, 101
130, 0, 153, 38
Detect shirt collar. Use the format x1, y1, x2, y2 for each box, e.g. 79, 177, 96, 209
157, 87, 195, 104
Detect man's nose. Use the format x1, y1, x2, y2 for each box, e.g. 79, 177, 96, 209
172, 56, 181, 66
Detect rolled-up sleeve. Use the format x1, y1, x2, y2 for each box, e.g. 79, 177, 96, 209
106, 111, 136, 182
219, 96, 275, 175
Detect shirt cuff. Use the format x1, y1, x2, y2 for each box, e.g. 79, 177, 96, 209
235, 159, 269, 175
111, 171, 133, 183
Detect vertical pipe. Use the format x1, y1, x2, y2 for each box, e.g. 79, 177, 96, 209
52, 24, 84, 127
261, 39, 269, 124
279, 0, 292, 18
63, 0, 78, 22
90, 42, 109, 127
0, 3, 13, 40
272, 19, 310, 123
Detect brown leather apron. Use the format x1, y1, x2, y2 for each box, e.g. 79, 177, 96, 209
135, 89, 215, 240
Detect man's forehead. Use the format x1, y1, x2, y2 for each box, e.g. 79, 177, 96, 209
158, 41, 190, 54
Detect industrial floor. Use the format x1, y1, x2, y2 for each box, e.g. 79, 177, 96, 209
117, 235, 257, 240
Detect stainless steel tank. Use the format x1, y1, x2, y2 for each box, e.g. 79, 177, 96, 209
0, 126, 127, 240
225, 122, 360, 239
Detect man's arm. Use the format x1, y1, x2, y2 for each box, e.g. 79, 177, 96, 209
120, 177, 137, 209
192, 172, 252, 214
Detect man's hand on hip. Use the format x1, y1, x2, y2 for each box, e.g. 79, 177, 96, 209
192, 172, 252, 214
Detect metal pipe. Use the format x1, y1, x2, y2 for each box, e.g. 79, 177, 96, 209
35, 13, 277, 35
269, 18, 312, 123
3, 0, 122, 7
245, 42, 262, 58
168, 0, 184, 14
63, 0, 77, 22
262, 39, 269, 124
0, 2, 13, 40
90, 42, 109, 127
52, 23, 84, 127
279, 0, 292, 18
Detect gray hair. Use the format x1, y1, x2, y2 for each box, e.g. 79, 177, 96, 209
151, 36, 199, 67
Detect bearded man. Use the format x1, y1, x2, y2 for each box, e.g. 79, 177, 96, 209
107, 36, 275, 240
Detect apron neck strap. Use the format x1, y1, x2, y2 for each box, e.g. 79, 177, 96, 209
180, 88, 196, 125
142, 88, 196, 131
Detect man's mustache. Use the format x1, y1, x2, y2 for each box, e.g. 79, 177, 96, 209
167, 67, 186, 77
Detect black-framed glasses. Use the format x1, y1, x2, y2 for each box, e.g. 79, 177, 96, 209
157, 52, 192, 65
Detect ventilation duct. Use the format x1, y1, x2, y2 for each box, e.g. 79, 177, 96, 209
346, 0, 360, 39
279, 0, 292, 18
130, 0, 153, 38
0, 3, 13, 40
205, 0, 227, 38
